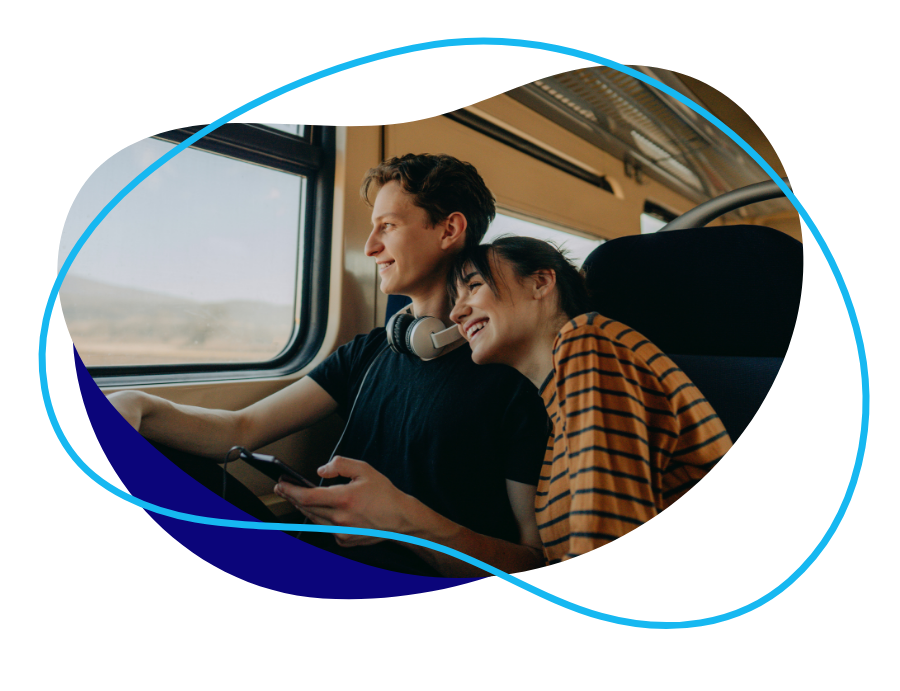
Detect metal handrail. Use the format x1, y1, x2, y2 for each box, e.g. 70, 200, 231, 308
660, 177, 791, 231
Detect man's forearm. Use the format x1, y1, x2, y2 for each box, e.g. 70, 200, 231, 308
396, 494, 544, 577
108, 390, 244, 459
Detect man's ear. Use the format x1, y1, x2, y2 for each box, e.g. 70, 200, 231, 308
439, 212, 468, 250
531, 269, 557, 299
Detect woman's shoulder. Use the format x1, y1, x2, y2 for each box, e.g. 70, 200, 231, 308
553, 312, 669, 378
555, 312, 619, 339
553, 312, 651, 356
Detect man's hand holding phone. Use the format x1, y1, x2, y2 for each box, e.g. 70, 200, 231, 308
274, 456, 416, 547
224, 446, 318, 488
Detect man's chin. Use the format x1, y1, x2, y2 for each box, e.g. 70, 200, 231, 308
380, 280, 410, 297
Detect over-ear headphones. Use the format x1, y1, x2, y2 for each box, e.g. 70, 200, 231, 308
386, 309, 463, 360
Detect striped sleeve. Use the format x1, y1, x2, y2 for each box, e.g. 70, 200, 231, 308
553, 327, 662, 559
661, 383, 732, 505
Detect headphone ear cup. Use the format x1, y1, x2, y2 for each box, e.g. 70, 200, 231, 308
387, 312, 415, 355
405, 316, 446, 360
405, 318, 418, 355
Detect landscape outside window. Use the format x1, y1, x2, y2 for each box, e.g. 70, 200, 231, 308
59, 137, 305, 367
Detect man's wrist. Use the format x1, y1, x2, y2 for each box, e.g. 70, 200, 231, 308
396, 492, 460, 544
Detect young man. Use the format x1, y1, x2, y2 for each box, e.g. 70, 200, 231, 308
107, 154, 548, 577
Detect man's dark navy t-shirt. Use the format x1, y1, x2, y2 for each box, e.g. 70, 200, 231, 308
307, 327, 547, 550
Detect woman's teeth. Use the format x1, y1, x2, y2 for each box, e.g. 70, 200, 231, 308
467, 321, 487, 339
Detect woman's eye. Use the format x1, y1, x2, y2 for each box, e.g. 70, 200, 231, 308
467, 281, 482, 291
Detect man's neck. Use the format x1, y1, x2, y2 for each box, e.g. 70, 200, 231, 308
408, 290, 452, 324
398, 290, 465, 357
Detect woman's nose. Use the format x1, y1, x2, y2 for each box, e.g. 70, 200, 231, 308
450, 298, 468, 324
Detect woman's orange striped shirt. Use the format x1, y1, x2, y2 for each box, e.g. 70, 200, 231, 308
537, 313, 732, 564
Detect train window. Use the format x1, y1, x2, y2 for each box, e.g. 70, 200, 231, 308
60, 124, 335, 383
640, 200, 677, 234
60, 139, 304, 367
484, 213, 603, 267
640, 214, 667, 234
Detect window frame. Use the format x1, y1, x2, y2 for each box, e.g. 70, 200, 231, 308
88, 124, 335, 387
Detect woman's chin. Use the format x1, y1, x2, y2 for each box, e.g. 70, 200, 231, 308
469, 342, 496, 366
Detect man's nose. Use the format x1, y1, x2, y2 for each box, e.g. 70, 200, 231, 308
364, 228, 382, 257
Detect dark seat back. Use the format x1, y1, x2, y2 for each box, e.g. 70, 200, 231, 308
582, 225, 803, 441
386, 294, 412, 320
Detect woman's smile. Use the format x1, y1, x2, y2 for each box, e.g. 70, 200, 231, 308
465, 318, 489, 340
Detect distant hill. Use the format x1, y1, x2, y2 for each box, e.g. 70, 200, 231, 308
61, 274, 190, 304
60, 274, 296, 365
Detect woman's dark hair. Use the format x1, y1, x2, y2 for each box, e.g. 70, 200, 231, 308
449, 235, 594, 319
361, 153, 496, 253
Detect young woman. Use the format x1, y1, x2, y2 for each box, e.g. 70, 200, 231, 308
449, 236, 732, 565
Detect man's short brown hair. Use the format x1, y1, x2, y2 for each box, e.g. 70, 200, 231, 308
361, 153, 496, 252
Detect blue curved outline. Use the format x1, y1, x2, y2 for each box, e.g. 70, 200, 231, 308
40, 38, 868, 628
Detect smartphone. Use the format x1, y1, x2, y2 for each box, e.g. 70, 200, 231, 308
238, 451, 318, 488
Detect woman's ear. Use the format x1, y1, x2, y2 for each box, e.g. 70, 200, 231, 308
532, 269, 557, 299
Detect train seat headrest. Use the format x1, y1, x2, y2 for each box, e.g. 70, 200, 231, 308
386, 294, 413, 322
581, 225, 803, 358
